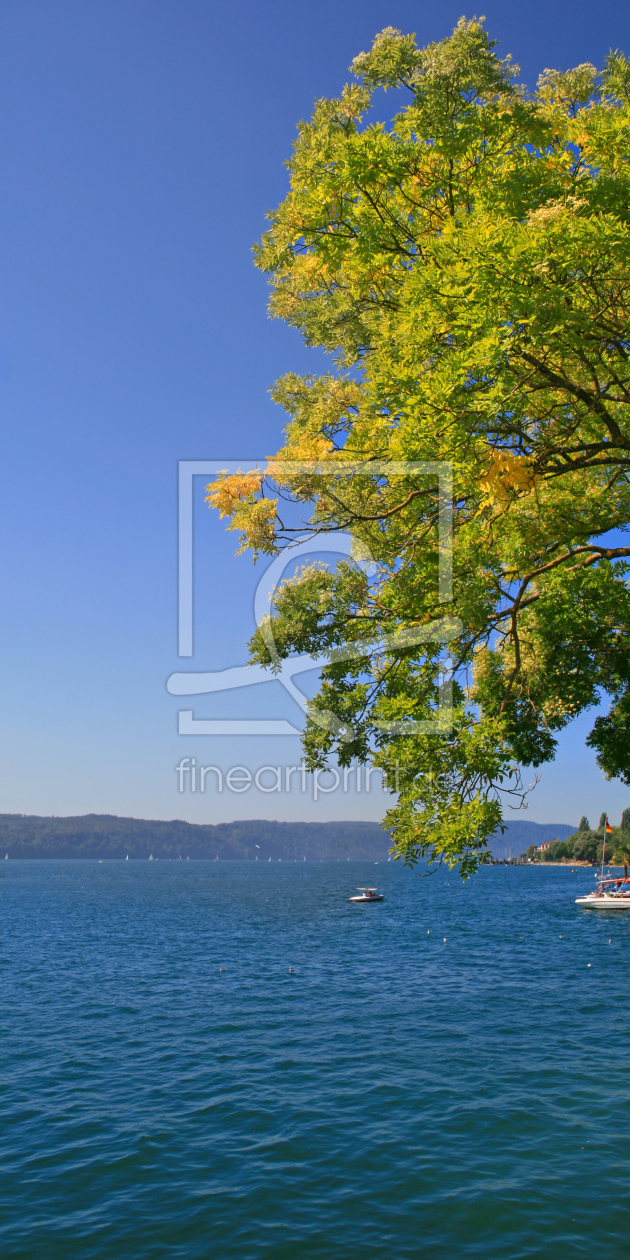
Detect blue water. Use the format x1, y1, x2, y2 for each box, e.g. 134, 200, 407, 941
1, 860, 629, 1258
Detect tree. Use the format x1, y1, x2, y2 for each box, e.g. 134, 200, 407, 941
599, 812, 609, 830
621, 807, 630, 832
209, 20, 630, 878
612, 834, 630, 875
578, 816, 591, 832
596, 832, 618, 864
573, 833, 599, 863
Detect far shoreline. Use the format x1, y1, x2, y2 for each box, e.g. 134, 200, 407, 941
523, 861, 624, 869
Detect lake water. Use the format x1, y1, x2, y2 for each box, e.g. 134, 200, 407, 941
1, 859, 629, 1258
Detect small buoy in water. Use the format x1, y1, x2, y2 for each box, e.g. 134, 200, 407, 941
609, 939, 612, 943
289, 967, 295, 973
427, 930, 431, 934
219, 967, 226, 972
444, 938, 447, 943
588, 964, 592, 967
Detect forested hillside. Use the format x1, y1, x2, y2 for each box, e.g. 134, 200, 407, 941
0, 815, 391, 860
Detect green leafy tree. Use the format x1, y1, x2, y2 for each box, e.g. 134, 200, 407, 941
621, 807, 630, 832
596, 833, 618, 864
543, 839, 568, 860
209, 20, 630, 877
612, 834, 630, 874
578, 816, 591, 832
573, 833, 599, 863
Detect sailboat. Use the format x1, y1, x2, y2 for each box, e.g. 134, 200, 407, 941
576, 877, 630, 907
149, 854, 153, 861
575, 815, 630, 906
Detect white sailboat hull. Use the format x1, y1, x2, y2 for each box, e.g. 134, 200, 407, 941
576, 896, 630, 908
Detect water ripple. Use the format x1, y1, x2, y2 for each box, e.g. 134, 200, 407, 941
1, 860, 629, 1257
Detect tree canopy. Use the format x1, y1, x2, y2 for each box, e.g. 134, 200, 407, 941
208, 19, 630, 878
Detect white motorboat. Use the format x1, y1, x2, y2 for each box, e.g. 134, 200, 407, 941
576, 876, 630, 908
348, 887, 384, 903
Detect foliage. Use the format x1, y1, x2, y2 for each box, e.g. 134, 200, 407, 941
542, 839, 569, 860
612, 833, 630, 869
523, 813, 630, 862
571, 832, 599, 863
578, 815, 591, 832
566, 823, 623, 863
209, 19, 630, 877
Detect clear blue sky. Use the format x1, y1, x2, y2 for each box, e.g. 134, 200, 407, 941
1, 0, 629, 828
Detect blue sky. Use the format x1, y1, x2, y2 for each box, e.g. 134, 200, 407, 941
1, 0, 629, 829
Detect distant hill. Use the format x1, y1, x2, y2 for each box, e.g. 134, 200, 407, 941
0, 814, 391, 861
0, 813, 578, 863
489, 820, 576, 858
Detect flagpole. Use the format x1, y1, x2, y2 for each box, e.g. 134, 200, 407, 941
602, 815, 607, 880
